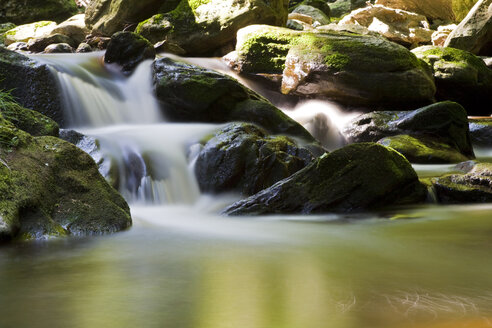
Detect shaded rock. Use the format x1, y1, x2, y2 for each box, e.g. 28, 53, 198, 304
469, 118, 492, 146
152, 57, 313, 140
195, 123, 323, 195
330, 0, 374, 17
136, 0, 288, 56
412, 45, 492, 115
432, 163, 492, 203
44, 43, 74, 53
432, 24, 457, 46
0, 123, 131, 242
50, 14, 89, 44
343, 101, 475, 161
287, 19, 306, 30
85, 35, 111, 50
3, 21, 57, 46
0, 0, 78, 26
292, 5, 331, 26
104, 32, 155, 74
154, 40, 186, 55
224, 143, 427, 215
27, 33, 77, 53
444, 0, 492, 55
339, 4, 434, 46
85, 0, 170, 36
0, 47, 63, 124
378, 134, 470, 163
291, 0, 331, 16
0, 23, 16, 45
76, 42, 93, 53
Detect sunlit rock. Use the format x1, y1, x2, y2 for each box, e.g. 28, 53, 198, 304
3, 21, 57, 46
50, 14, 89, 44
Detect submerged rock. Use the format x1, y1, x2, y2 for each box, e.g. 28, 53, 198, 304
104, 32, 155, 74
0, 0, 78, 26
0, 47, 63, 124
432, 163, 492, 203
152, 57, 313, 140
412, 46, 492, 115
224, 143, 427, 215
227, 25, 435, 108
444, 0, 492, 55
195, 123, 324, 195
136, 0, 288, 56
343, 102, 475, 163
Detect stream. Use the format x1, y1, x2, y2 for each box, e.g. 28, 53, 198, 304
0, 52, 491, 328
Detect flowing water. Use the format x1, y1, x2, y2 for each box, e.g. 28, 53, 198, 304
1, 53, 492, 328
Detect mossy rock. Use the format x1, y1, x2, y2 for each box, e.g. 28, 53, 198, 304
412, 45, 492, 115
378, 134, 470, 164
229, 25, 435, 108
104, 31, 155, 74
224, 142, 427, 215
3, 21, 57, 46
136, 0, 288, 55
152, 57, 313, 140
432, 163, 492, 204
0, 47, 63, 125
195, 122, 324, 195
0, 122, 131, 242
0, 23, 16, 45
0, 0, 78, 26
343, 101, 475, 163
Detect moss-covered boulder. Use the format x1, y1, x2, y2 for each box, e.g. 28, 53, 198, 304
432, 163, 492, 204
224, 143, 427, 215
343, 102, 475, 163
227, 25, 435, 108
412, 46, 492, 115
469, 118, 492, 147
195, 123, 324, 195
0, 0, 78, 26
3, 21, 57, 46
152, 57, 313, 140
0, 47, 63, 125
136, 0, 288, 56
104, 32, 155, 74
444, 0, 492, 55
0, 119, 131, 241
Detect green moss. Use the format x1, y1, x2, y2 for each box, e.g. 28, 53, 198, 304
416, 46, 486, 69
452, 0, 478, 22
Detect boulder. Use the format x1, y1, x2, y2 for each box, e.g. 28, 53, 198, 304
0, 0, 78, 26
50, 14, 89, 44
223, 143, 427, 215
444, 0, 492, 55
136, 0, 288, 56
27, 33, 77, 53
0, 47, 63, 124
432, 162, 492, 203
195, 123, 324, 195
152, 57, 313, 140
339, 4, 434, 46
343, 101, 475, 162
85, 0, 168, 36
44, 43, 74, 53
412, 45, 492, 115
330, 0, 375, 18
227, 25, 435, 108
468, 118, 492, 146
375, 0, 478, 22
3, 21, 57, 46
292, 5, 331, 26
292, 0, 331, 17
104, 32, 155, 74
76, 42, 93, 53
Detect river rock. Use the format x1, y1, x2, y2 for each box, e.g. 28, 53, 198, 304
50, 14, 89, 45
0, 113, 131, 241
224, 143, 427, 215
135, 0, 288, 56
3, 21, 57, 46
27, 33, 77, 53
85, 0, 169, 36
412, 45, 492, 115
292, 5, 331, 26
0, 0, 78, 26
195, 123, 324, 195
432, 163, 492, 203
76, 42, 93, 53
339, 4, 434, 46
104, 32, 155, 74
292, 0, 331, 17
44, 43, 74, 53
152, 57, 313, 140
227, 25, 434, 108
444, 0, 492, 55
469, 119, 492, 146
375, 0, 478, 22
343, 101, 475, 162
0, 47, 63, 124
329, 0, 374, 17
